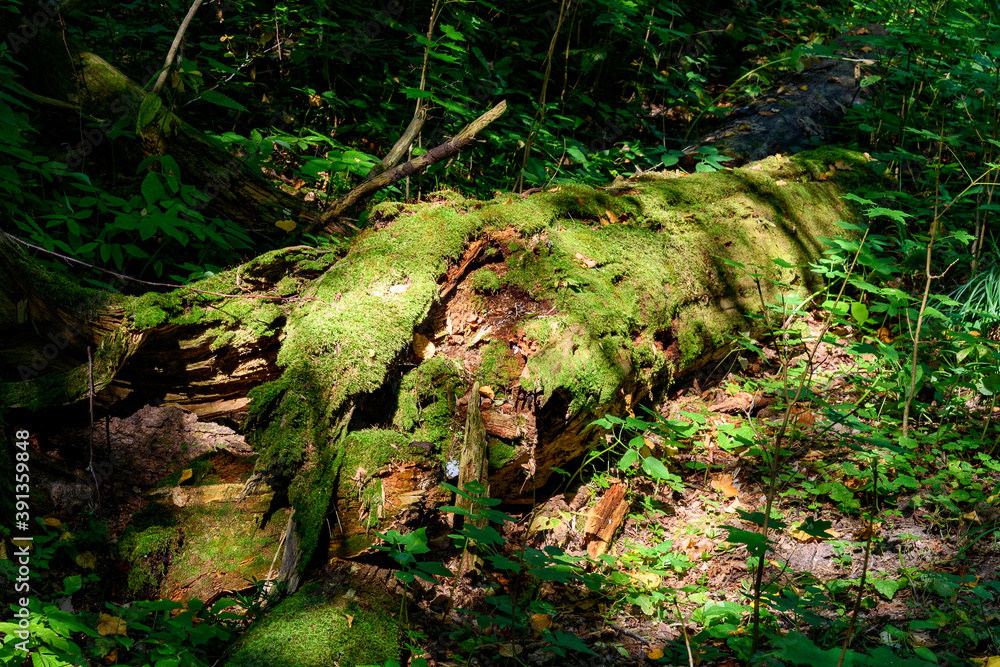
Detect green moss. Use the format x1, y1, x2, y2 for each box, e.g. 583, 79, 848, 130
239, 148, 864, 573
488, 439, 516, 470
469, 268, 501, 294
224, 582, 399, 667
118, 506, 180, 596
392, 356, 464, 449
340, 429, 413, 496
167, 503, 279, 590
479, 340, 520, 389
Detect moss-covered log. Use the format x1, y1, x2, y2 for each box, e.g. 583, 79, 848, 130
0, 148, 867, 589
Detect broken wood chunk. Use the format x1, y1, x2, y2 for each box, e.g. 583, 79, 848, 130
583, 483, 630, 558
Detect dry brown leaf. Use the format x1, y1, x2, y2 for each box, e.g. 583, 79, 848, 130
711, 474, 740, 498
498, 643, 522, 657
97, 614, 127, 636
853, 521, 882, 540
530, 613, 552, 633
413, 333, 435, 360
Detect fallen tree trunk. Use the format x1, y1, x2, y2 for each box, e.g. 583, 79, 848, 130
0, 147, 868, 589
683, 26, 886, 166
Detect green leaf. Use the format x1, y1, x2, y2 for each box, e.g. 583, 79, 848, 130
198, 89, 248, 112
641, 456, 670, 480
62, 575, 82, 595
851, 301, 869, 326
771, 631, 854, 665
796, 516, 833, 539
136, 94, 163, 130
869, 576, 905, 599
142, 172, 165, 206
618, 448, 639, 470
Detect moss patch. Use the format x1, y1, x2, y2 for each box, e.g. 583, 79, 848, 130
469, 268, 502, 294
479, 340, 520, 389
488, 438, 516, 470
392, 356, 465, 449
224, 582, 399, 667
117, 506, 180, 597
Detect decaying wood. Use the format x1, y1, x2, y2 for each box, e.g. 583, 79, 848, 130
1, 147, 867, 586
456, 381, 489, 576
684, 27, 886, 166
308, 100, 508, 234
582, 483, 629, 559
365, 106, 428, 182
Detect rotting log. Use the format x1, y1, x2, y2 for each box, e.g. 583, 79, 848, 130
683, 26, 887, 167
0, 147, 869, 591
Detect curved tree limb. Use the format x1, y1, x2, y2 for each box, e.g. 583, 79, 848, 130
152, 0, 205, 96
306, 99, 508, 235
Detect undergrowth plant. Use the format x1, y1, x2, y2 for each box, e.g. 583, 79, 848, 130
0, 519, 252, 667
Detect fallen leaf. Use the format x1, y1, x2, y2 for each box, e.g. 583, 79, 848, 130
530, 613, 552, 633
389, 283, 410, 294
479, 385, 495, 400
498, 643, 522, 657
104, 648, 117, 664
97, 614, 127, 636
75, 552, 97, 569
646, 648, 665, 660
178, 468, 193, 484
629, 570, 662, 588
413, 333, 435, 360
799, 85, 808, 90
711, 474, 740, 498
853, 521, 882, 540
833, 160, 853, 171
774, 179, 787, 186
344, 613, 354, 628
606, 209, 619, 224
44, 517, 62, 528
274, 219, 296, 232
963, 510, 981, 524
